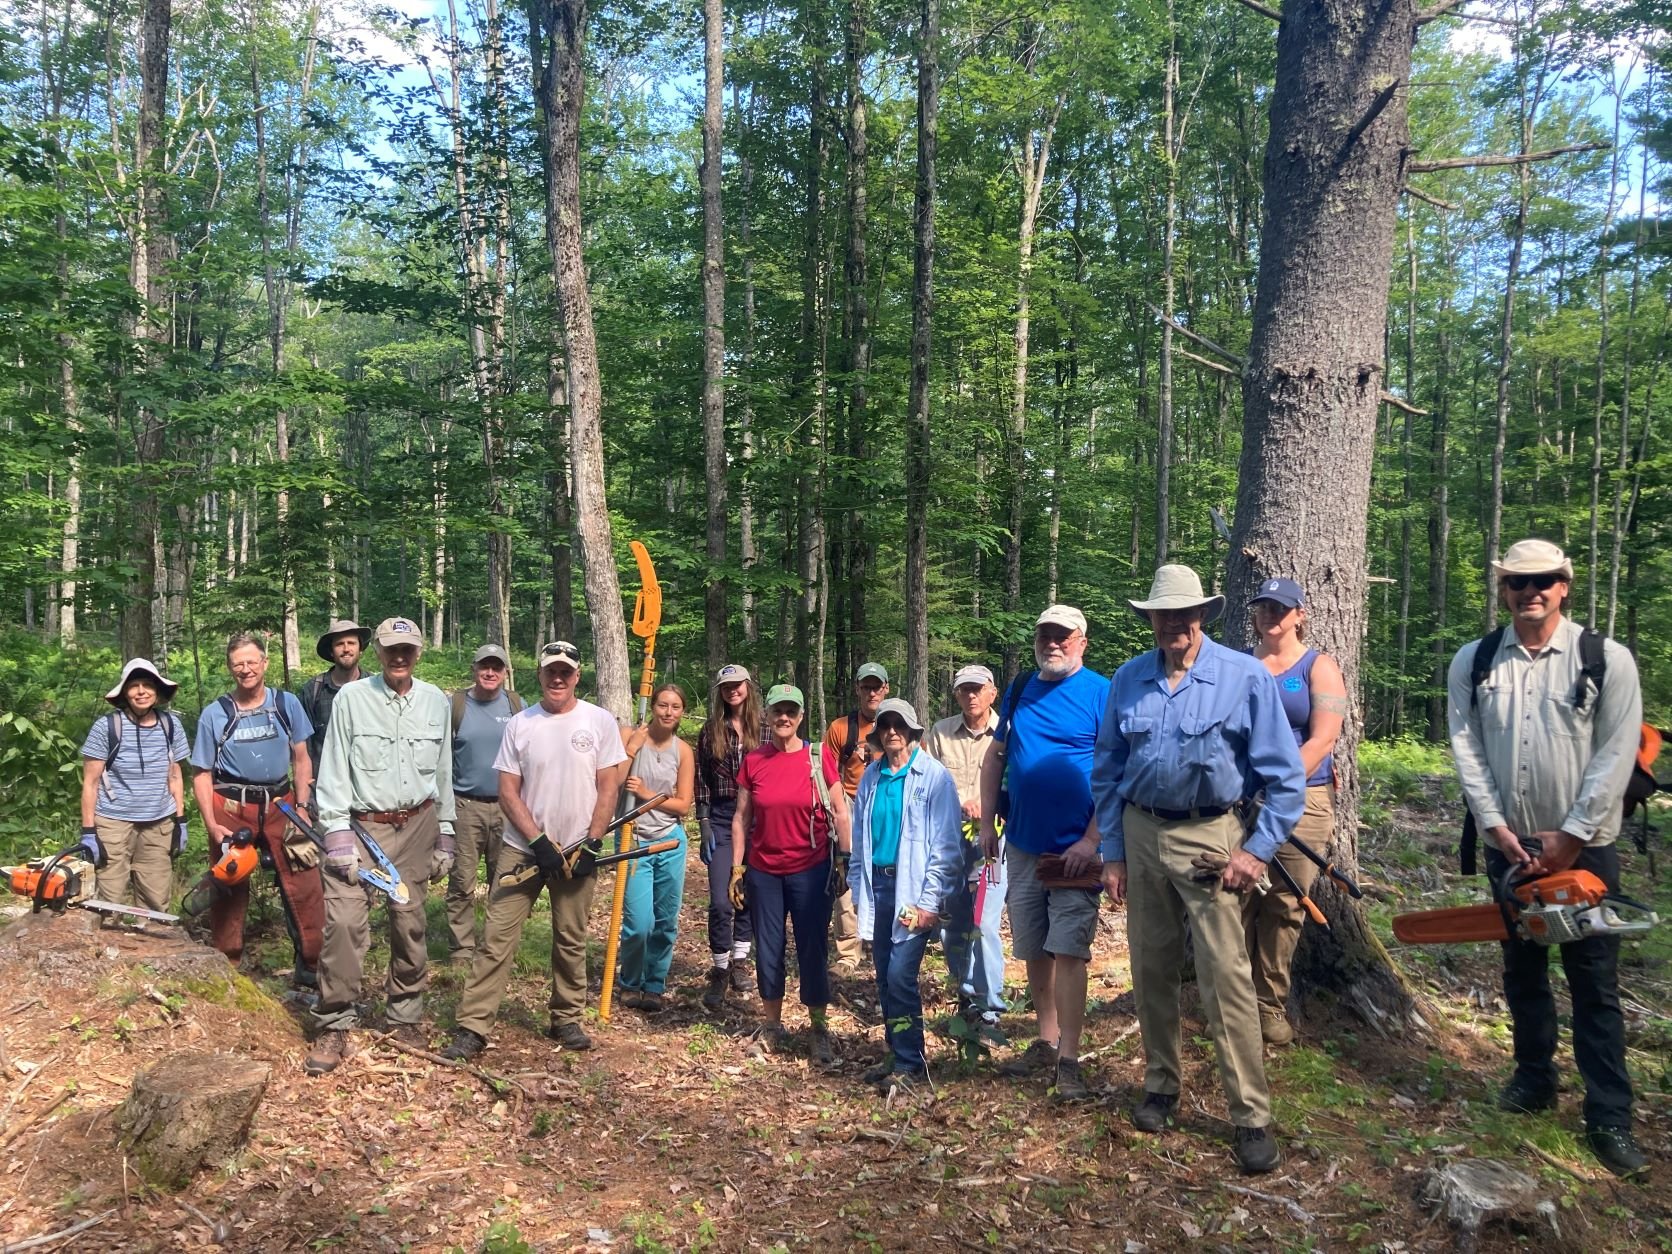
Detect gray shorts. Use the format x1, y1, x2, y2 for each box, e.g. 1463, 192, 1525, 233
1005, 845, 1100, 961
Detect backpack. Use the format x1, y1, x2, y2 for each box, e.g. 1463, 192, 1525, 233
100, 708, 187, 800
450, 687, 525, 735
807, 741, 835, 848
1459, 624, 1636, 874
993, 670, 1034, 822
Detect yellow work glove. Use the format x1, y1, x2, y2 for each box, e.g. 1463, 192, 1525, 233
728, 865, 748, 913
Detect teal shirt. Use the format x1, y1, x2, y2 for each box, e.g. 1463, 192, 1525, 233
869, 749, 916, 868
314, 675, 456, 836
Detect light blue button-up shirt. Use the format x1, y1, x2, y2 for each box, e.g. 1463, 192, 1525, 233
1091, 637, 1305, 863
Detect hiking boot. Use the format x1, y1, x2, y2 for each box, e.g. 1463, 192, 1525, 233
996, 1038, 1057, 1078
884, 1068, 927, 1095
387, 1024, 429, 1051
749, 1022, 790, 1057
548, 1021, 593, 1051
304, 1029, 354, 1076
1260, 1009, 1295, 1046
810, 1026, 837, 1068
637, 992, 665, 1014
701, 966, 729, 1012
730, 961, 753, 994
1052, 1058, 1091, 1102
863, 1057, 898, 1086
1233, 1125, 1281, 1174
441, 1028, 487, 1061
1497, 1076, 1558, 1115
618, 989, 646, 1010
1132, 1092, 1179, 1133
1586, 1127, 1649, 1178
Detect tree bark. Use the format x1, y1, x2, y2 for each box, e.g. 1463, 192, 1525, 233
700, 0, 728, 675
842, 0, 871, 681
1155, 3, 1178, 564
532, 0, 631, 719
1426, 211, 1454, 741
116, 1052, 270, 1190
734, 67, 760, 647
904, 0, 937, 717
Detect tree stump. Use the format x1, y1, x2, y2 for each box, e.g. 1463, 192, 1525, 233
115, 1051, 270, 1189
1420, 1159, 1574, 1252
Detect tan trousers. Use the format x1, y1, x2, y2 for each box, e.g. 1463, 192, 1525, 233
1126, 805, 1271, 1128
1243, 785, 1334, 1015
455, 853, 598, 1038
832, 881, 861, 963
313, 806, 438, 1032
446, 796, 505, 957
93, 815, 173, 911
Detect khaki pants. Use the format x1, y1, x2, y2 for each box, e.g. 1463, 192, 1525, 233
1126, 805, 1271, 1128
447, 796, 504, 957
832, 882, 861, 964
313, 806, 438, 1033
1243, 786, 1334, 1015
455, 853, 598, 1038
94, 815, 173, 912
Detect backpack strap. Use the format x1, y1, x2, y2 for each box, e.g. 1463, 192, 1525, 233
808, 742, 835, 847
1574, 627, 1607, 713
214, 694, 242, 755
451, 689, 467, 736
842, 709, 861, 764
100, 711, 123, 800
1468, 626, 1508, 710
994, 671, 1033, 745
270, 689, 293, 742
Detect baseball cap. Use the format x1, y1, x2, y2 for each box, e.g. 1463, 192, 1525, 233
538, 640, 582, 671
473, 643, 509, 665
953, 664, 995, 690
1035, 604, 1088, 635
1492, 538, 1574, 580
715, 663, 751, 685
373, 617, 424, 651
1251, 577, 1305, 609
855, 662, 889, 685
765, 683, 805, 710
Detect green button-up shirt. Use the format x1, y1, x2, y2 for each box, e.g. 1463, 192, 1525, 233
314, 675, 456, 836
1447, 616, 1641, 849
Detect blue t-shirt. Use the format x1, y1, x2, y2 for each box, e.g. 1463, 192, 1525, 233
452, 690, 516, 797
869, 750, 915, 868
190, 689, 312, 785
82, 710, 190, 822
999, 666, 1111, 855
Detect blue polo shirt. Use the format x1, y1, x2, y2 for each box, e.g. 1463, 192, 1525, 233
869, 749, 915, 868
998, 666, 1111, 855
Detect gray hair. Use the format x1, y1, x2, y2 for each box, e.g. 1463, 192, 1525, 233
226, 632, 268, 657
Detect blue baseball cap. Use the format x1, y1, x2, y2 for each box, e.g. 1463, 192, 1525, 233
1252, 577, 1305, 609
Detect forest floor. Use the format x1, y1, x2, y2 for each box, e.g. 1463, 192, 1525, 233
1, 778, 1670, 1253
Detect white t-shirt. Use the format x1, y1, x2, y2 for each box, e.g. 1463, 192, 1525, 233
494, 699, 628, 852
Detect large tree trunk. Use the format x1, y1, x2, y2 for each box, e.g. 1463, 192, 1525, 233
1155, 3, 1177, 565
841, 0, 871, 682
700, 0, 728, 675
734, 68, 760, 647
532, 0, 631, 720
1426, 212, 1454, 741
1225, 0, 1425, 1029
903, 0, 937, 717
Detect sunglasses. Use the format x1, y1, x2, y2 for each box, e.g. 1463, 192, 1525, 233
1505, 573, 1562, 592
539, 640, 581, 665
877, 719, 910, 735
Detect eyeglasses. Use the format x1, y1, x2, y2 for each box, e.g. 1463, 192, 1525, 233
1505, 573, 1562, 592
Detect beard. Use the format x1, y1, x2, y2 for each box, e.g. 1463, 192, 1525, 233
1035, 647, 1080, 680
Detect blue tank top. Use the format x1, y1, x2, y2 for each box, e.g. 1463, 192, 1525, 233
1272, 649, 1332, 787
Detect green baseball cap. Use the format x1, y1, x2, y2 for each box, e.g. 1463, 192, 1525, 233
855, 662, 889, 684
765, 683, 805, 709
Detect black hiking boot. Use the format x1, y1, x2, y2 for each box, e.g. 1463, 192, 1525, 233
441, 1028, 487, 1061
1132, 1092, 1178, 1133
701, 966, 729, 1012
1232, 1125, 1280, 1174
1497, 1076, 1558, 1115
1586, 1127, 1649, 1178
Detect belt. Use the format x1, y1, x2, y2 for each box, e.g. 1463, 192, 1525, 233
215, 781, 291, 804
1130, 802, 1232, 823
352, 797, 435, 827
874, 864, 896, 877
455, 792, 499, 803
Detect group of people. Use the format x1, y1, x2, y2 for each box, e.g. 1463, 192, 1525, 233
72, 535, 1648, 1178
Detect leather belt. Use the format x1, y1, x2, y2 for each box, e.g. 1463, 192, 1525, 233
455, 792, 499, 803
216, 782, 291, 804
352, 797, 435, 828
1131, 802, 1231, 822
874, 864, 896, 877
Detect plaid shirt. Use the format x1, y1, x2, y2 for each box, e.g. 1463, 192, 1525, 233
696, 727, 744, 809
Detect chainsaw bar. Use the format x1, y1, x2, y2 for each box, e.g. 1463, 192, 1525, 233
80, 899, 181, 924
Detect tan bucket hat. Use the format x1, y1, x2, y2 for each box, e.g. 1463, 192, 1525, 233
1491, 538, 1573, 580
315, 618, 372, 662
1129, 564, 1226, 623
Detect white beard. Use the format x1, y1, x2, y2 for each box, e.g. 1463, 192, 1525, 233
1035, 650, 1080, 680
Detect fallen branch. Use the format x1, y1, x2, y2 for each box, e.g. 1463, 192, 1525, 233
1519, 1138, 1600, 1184
1222, 1182, 1314, 1223
0, 1208, 116, 1252
0, 1088, 70, 1150
1407, 141, 1607, 173
1078, 1021, 1141, 1061
368, 1032, 530, 1098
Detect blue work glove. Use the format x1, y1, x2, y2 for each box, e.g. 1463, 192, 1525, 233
429, 832, 457, 885
170, 816, 190, 860
698, 816, 716, 866
78, 826, 106, 869
324, 829, 360, 884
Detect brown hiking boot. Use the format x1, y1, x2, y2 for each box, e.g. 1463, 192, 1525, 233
1260, 1009, 1295, 1046
387, 1024, 429, 1051
701, 966, 729, 1012
996, 1038, 1057, 1078
637, 992, 665, 1014
305, 1029, 354, 1075
809, 1026, 836, 1069
730, 960, 752, 994
1052, 1058, 1091, 1102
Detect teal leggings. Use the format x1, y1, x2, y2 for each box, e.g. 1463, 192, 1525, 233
617, 828, 689, 995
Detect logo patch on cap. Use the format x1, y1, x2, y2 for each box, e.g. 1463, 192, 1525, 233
1265, 580, 1279, 592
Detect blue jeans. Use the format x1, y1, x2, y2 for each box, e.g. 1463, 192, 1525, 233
940, 834, 1008, 1014
872, 871, 931, 1073
618, 828, 688, 995
747, 860, 833, 1006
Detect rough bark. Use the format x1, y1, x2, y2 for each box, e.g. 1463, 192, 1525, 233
701, 0, 728, 675
904, 0, 937, 717
1225, 0, 1425, 1028
116, 1052, 270, 1189
1155, 5, 1177, 564
734, 65, 760, 647
532, 0, 631, 719
1426, 212, 1454, 741
841, 0, 871, 681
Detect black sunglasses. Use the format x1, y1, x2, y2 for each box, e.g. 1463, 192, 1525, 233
1505, 573, 1562, 592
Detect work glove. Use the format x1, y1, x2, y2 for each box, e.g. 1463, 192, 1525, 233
826, 850, 851, 899
429, 833, 457, 885
728, 865, 747, 913
283, 823, 320, 871
170, 816, 190, 860
1189, 851, 1230, 884
562, 841, 598, 879
698, 816, 716, 867
324, 828, 360, 884
78, 826, 106, 869
528, 833, 569, 879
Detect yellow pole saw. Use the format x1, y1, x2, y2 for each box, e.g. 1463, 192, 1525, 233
1392, 867, 1658, 947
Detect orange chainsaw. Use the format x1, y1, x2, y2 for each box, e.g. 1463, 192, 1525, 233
1393, 867, 1658, 947
5, 849, 180, 924
181, 828, 260, 918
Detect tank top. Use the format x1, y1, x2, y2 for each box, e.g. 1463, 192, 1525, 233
1270, 649, 1333, 787
627, 736, 683, 841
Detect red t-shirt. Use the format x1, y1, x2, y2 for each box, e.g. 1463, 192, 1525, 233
738, 741, 841, 876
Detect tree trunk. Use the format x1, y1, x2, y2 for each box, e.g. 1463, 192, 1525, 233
735, 70, 760, 648
701, 0, 729, 675
1155, 4, 1177, 564
1605, 78, 1640, 638
903, 0, 937, 717
1395, 214, 1415, 732
532, 0, 631, 719
1225, 0, 1425, 1029
1426, 212, 1453, 742
842, 0, 871, 681
116, 1052, 270, 1190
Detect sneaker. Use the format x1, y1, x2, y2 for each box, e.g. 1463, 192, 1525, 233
730, 961, 752, 994
304, 1029, 353, 1076
996, 1038, 1057, 1078
548, 1021, 593, 1051
387, 1024, 429, 1051
637, 992, 665, 1014
701, 966, 729, 1012
441, 1028, 487, 1061
810, 1026, 836, 1068
1132, 1091, 1179, 1133
1585, 1126, 1649, 1178
1052, 1058, 1091, 1102
1497, 1076, 1558, 1115
1260, 1009, 1295, 1046
1232, 1125, 1280, 1174
863, 1057, 897, 1085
